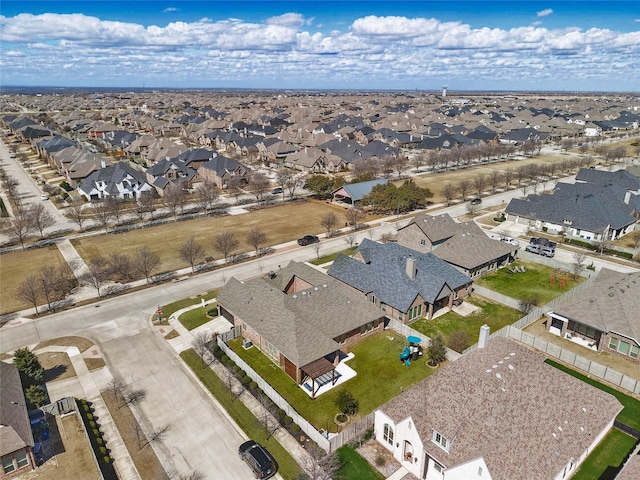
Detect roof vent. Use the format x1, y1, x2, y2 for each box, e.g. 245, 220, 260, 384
314, 287, 319, 291
302, 291, 307, 296
293, 294, 298, 299
323, 284, 327, 288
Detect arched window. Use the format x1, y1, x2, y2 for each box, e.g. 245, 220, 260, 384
383, 423, 394, 445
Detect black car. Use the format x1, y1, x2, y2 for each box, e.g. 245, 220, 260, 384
239, 440, 277, 479
271, 187, 283, 194
297, 235, 319, 246
470, 197, 482, 205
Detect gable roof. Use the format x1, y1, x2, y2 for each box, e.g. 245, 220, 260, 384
378, 336, 622, 480
217, 261, 384, 368
0, 362, 34, 456
333, 179, 388, 202
328, 239, 471, 311
401, 212, 483, 243
550, 268, 640, 344
433, 233, 518, 270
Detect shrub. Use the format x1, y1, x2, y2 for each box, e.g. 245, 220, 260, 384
233, 365, 241, 373
103, 456, 110, 464
90, 421, 96, 428
277, 408, 286, 419
249, 381, 257, 390
284, 416, 293, 425
376, 456, 386, 467
93, 428, 100, 437
291, 424, 301, 433
100, 446, 107, 455
427, 333, 447, 366
334, 389, 359, 415
448, 330, 470, 353
96, 437, 103, 445
87, 413, 93, 420
363, 428, 374, 441
221, 354, 229, 363
207, 307, 218, 316
60, 181, 73, 192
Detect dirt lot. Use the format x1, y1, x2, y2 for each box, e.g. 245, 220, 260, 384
72, 199, 363, 275
0, 245, 68, 315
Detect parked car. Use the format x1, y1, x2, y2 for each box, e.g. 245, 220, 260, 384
501, 237, 520, 247
470, 197, 482, 205
297, 235, 319, 246
40, 194, 49, 201
271, 187, 283, 195
526, 243, 555, 257
529, 237, 557, 249
239, 440, 277, 479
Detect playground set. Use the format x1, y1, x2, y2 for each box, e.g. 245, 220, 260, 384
399, 335, 423, 366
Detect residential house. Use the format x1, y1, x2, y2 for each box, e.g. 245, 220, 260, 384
145, 158, 199, 195
217, 262, 386, 397
374, 335, 622, 480
197, 154, 250, 189
328, 239, 472, 322
505, 179, 638, 241
77, 162, 152, 201
0, 363, 36, 478
546, 268, 640, 363
397, 213, 517, 277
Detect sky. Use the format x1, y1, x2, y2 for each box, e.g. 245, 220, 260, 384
1, 1, 639, 92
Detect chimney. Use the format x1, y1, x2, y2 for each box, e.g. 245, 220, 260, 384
478, 324, 490, 348
100, 159, 106, 169
405, 257, 417, 280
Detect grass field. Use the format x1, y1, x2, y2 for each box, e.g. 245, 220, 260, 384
410, 296, 521, 347
229, 330, 437, 431
571, 429, 637, 480
0, 245, 68, 314
336, 446, 384, 480
475, 260, 585, 304
72, 200, 360, 278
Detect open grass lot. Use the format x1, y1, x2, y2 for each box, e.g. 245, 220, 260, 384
161, 289, 218, 318
545, 360, 640, 430
336, 446, 384, 480
71, 199, 363, 277
571, 429, 637, 480
181, 349, 303, 480
475, 260, 585, 304
410, 295, 521, 346
229, 330, 437, 431
0, 245, 68, 314
178, 302, 217, 330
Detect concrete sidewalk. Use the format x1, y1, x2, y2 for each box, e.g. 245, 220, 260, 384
162, 304, 312, 479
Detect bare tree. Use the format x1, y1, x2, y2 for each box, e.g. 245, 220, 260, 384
246, 171, 270, 202
40, 263, 75, 311
106, 196, 125, 225
301, 443, 341, 480
16, 275, 42, 315
141, 424, 171, 450
344, 207, 366, 231
410, 154, 425, 172
466, 202, 479, 216
191, 331, 212, 367
246, 227, 267, 257
226, 175, 245, 204
133, 245, 161, 284
137, 190, 157, 221
108, 252, 134, 282
163, 182, 187, 218
90, 201, 112, 233
344, 232, 357, 248
27, 203, 55, 238
320, 211, 339, 237
194, 180, 219, 212
7, 210, 34, 249
178, 236, 205, 273
276, 168, 304, 200
456, 179, 472, 201
85, 255, 110, 298
313, 241, 321, 259
65, 201, 87, 232
472, 174, 486, 198
179, 471, 205, 480
107, 377, 125, 408
441, 183, 456, 205
630, 230, 640, 255
502, 168, 515, 187
124, 388, 147, 408
571, 251, 587, 280
213, 230, 239, 264
488, 169, 502, 193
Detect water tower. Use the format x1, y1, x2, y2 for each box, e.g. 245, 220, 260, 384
442, 85, 448, 97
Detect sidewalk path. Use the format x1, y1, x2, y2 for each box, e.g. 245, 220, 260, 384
56, 238, 91, 283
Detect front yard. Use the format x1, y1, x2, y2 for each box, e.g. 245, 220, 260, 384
474, 260, 586, 304
410, 295, 522, 349
228, 330, 437, 431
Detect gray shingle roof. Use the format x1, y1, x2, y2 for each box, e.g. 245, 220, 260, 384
0, 362, 34, 456
433, 233, 517, 270
550, 268, 640, 344
332, 179, 388, 202
378, 336, 623, 480
328, 239, 471, 311
217, 261, 384, 368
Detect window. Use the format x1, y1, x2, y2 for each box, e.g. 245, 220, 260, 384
398, 312, 403, 321
420, 239, 426, 246
478, 467, 483, 476
630, 345, 639, 359
383, 424, 394, 445
432, 430, 449, 451
380, 302, 386, 311
264, 340, 278, 359
15, 451, 28, 469
370, 295, 376, 304
2, 456, 15, 474
618, 341, 630, 355
609, 338, 619, 350
433, 462, 443, 473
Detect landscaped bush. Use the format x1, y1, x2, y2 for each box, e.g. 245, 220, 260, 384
249, 381, 257, 390
93, 428, 100, 437
291, 424, 301, 433
376, 455, 386, 466
363, 428, 374, 441
103, 456, 110, 464
87, 413, 93, 420
100, 446, 107, 455
284, 415, 293, 425
90, 421, 96, 428
277, 408, 286, 419
233, 365, 241, 373
207, 307, 218, 316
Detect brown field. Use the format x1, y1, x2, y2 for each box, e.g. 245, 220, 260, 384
35, 336, 94, 352
72, 199, 363, 275
0, 245, 68, 315
38, 351, 77, 382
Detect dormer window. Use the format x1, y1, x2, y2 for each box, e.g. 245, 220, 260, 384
432, 430, 450, 452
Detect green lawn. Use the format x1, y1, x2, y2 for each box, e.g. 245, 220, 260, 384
229, 330, 436, 431
181, 349, 303, 480
545, 359, 640, 430
308, 246, 358, 266
410, 296, 521, 348
161, 289, 218, 318
178, 303, 218, 331
475, 261, 585, 304
335, 446, 384, 480
571, 429, 637, 480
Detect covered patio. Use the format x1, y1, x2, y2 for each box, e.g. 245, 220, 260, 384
300, 352, 356, 398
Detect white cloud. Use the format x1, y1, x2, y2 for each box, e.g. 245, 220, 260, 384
162, 7, 179, 13
537, 9, 554, 18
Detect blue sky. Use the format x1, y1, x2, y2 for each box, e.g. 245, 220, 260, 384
1, 1, 639, 91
